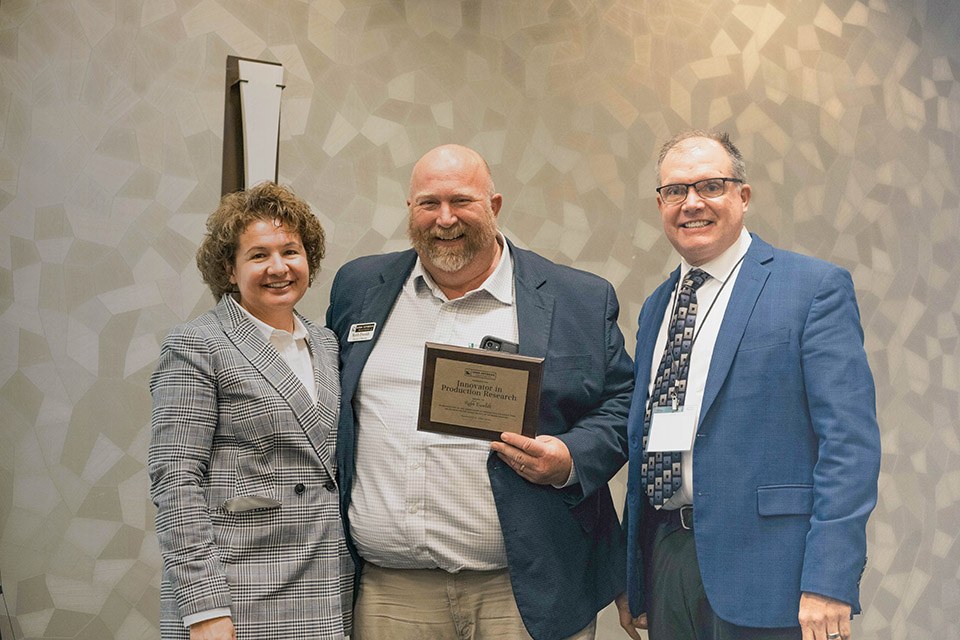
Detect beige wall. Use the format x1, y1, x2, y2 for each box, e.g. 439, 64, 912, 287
1, 0, 958, 638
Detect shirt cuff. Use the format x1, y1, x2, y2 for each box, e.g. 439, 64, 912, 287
552, 460, 579, 489
183, 608, 231, 628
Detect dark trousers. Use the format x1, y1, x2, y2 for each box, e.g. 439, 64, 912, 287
644, 511, 802, 640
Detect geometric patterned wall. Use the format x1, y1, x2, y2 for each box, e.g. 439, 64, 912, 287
1, 1, 958, 638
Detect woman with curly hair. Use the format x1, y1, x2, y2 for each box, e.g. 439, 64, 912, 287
149, 182, 352, 640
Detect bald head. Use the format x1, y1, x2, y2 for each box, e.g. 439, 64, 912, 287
410, 144, 495, 199
405, 144, 503, 297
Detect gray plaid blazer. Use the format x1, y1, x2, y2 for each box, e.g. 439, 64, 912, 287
149, 295, 353, 640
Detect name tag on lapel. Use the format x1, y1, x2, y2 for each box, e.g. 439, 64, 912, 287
347, 322, 376, 342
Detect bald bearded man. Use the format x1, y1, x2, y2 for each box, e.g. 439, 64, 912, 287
327, 144, 634, 640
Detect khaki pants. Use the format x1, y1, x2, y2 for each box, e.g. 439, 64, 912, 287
354, 563, 596, 640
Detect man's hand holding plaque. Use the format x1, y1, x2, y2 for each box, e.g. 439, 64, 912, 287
490, 433, 573, 486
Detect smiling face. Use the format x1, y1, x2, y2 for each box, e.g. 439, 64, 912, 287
407, 145, 502, 291
658, 137, 751, 266
227, 219, 309, 331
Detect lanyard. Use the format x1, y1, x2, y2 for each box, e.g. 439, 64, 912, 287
663, 254, 746, 409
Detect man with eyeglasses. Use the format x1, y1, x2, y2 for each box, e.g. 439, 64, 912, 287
616, 130, 880, 640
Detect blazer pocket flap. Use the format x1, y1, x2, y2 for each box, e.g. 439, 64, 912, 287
222, 495, 282, 513
739, 327, 791, 352
757, 485, 813, 516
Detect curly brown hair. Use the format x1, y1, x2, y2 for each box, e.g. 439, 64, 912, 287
196, 182, 326, 299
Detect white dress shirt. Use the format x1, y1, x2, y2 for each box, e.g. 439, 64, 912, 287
182, 296, 316, 628
349, 235, 519, 571
650, 227, 752, 510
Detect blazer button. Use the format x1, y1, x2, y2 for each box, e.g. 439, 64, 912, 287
324, 481, 336, 492
294, 483, 306, 495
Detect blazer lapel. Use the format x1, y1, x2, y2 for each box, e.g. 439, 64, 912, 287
340, 251, 417, 403
509, 241, 553, 359
217, 297, 336, 480
635, 267, 680, 397
304, 319, 340, 478
700, 235, 773, 423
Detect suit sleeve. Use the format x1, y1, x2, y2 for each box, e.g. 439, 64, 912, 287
326, 267, 349, 339
798, 267, 881, 610
325, 270, 339, 332
148, 325, 232, 618
555, 281, 635, 502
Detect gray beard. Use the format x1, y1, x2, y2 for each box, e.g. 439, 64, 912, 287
424, 240, 476, 272
408, 217, 497, 273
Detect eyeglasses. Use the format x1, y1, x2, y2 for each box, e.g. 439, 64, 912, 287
656, 178, 742, 204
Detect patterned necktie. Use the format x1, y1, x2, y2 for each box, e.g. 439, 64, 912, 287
643, 268, 710, 508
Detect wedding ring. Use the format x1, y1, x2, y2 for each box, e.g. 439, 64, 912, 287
827, 633, 841, 639
519, 464, 525, 472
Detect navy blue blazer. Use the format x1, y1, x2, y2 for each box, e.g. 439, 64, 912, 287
327, 238, 634, 640
624, 234, 881, 628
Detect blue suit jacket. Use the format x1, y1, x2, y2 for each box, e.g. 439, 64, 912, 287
624, 234, 881, 628
327, 238, 634, 640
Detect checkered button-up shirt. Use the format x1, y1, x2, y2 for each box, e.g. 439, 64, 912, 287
348, 237, 518, 571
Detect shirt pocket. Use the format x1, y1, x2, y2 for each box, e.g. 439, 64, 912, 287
756, 484, 814, 516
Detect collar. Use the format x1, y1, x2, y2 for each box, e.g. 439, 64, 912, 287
227, 294, 308, 341
408, 232, 514, 304
680, 226, 752, 284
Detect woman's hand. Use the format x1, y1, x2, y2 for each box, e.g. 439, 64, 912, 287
189, 616, 235, 640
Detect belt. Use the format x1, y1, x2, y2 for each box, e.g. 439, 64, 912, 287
657, 504, 694, 531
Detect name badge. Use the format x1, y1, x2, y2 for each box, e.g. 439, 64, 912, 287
347, 322, 376, 342
646, 404, 699, 453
